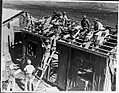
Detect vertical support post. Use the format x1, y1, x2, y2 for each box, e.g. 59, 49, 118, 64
56, 44, 69, 90
92, 56, 107, 91
47, 64, 51, 81
22, 33, 27, 69
103, 58, 111, 91
66, 47, 71, 90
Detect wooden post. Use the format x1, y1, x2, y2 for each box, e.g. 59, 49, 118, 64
92, 56, 107, 91
56, 44, 69, 90
66, 47, 71, 90
22, 33, 28, 69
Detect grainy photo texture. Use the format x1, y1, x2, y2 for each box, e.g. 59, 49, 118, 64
1, 0, 118, 92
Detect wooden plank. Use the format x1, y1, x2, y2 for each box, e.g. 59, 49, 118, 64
101, 45, 114, 49
3, 11, 24, 24
105, 37, 117, 41
92, 56, 107, 90
90, 46, 110, 53
106, 41, 117, 45
56, 44, 69, 90
109, 34, 117, 38
67, 47, 94, 90
58, 41, 108, 58
22, 34, 28, 69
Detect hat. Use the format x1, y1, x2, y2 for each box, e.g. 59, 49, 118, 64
58, 11, 62, 16
27, 59, 31, 64
83, 15, 87, 18
46, 39, 50, 43
94, 18, 99, 21
63, 11, 66, 14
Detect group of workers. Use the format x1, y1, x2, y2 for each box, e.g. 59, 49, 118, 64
30, 11, 109, 49
21, 11, 118, 49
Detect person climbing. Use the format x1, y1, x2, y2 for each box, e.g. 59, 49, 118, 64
41, 39, 52, 69
24, 59, 35, 91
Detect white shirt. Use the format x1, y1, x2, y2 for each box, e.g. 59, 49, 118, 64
97, 21, 105, 30
24, 65, 35, 74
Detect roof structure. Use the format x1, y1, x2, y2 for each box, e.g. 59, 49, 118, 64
2, 8, 23, 23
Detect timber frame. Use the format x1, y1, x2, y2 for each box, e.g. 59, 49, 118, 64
21, 29, 111, 91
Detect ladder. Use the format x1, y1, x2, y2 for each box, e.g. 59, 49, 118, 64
34, 50, 56, 91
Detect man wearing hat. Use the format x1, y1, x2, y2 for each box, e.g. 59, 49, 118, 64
81, 15, 90, 30
80, 15, 90, 40
93, 18, 106, 48
93, 18, 105, 31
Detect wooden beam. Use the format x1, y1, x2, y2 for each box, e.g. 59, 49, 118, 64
90, 46, 110, 53
101, 45, 114, 49
105, 37, 117, 41
106, 41, 117, 45
21, 29, 109, 58
3, 11, 24, 24
109, 34, 117, 38
21, 33, 28, 69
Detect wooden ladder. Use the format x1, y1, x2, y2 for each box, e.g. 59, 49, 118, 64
34, 50, 56, 91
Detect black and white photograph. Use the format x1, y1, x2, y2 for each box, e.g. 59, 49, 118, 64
1, 0, 118, 92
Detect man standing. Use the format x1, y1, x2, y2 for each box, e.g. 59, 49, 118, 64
24, 59, 35, 91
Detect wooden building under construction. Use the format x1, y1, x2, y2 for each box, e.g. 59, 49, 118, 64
21, 30, 117, 91
2, 9, 117, 91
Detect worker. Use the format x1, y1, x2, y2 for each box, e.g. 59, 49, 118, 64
7, 63, 18, 91
92, 18, 106, 47
80, 15, 90, 40
50, 33, 60, 51
24, 59, 35, 91
41, 39, 52, 69
113, 23, 118, 35
93, 18, 105, 31
62, 12, 69, 26
81, 15, 90, 30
